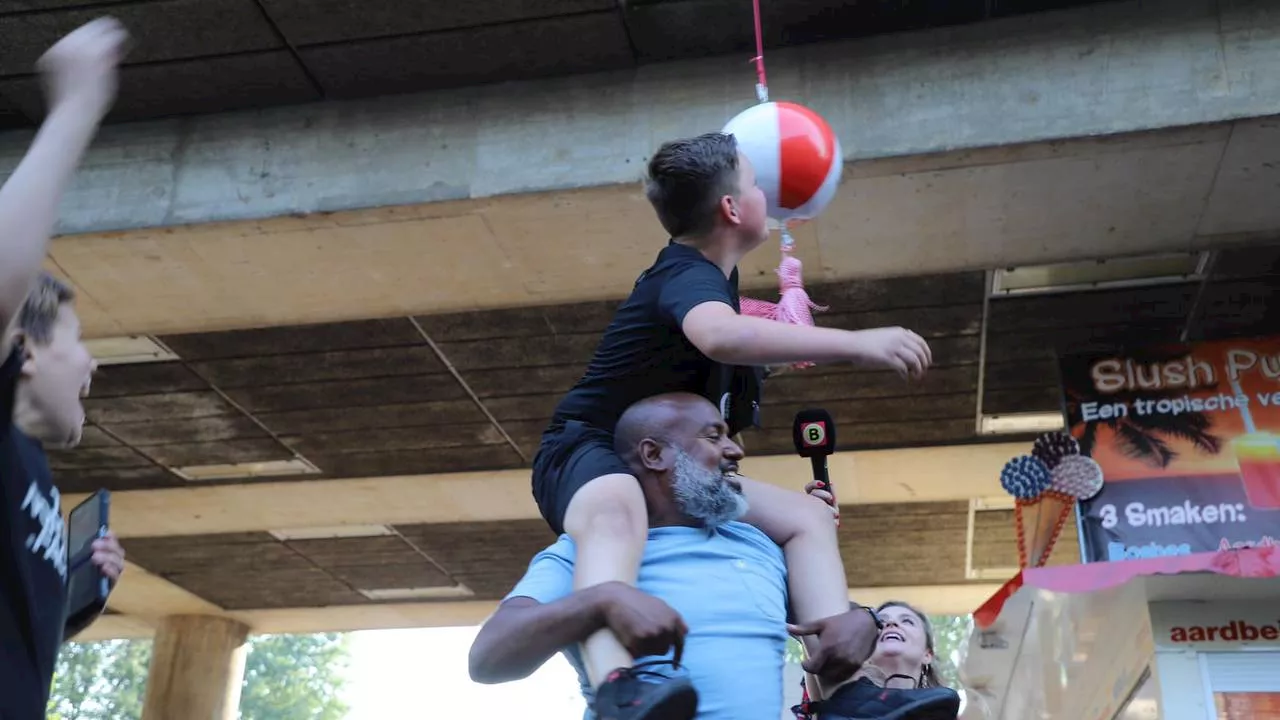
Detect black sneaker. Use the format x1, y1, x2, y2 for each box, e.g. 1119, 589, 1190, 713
591, 661, 698, 720
816, 676, 960, 720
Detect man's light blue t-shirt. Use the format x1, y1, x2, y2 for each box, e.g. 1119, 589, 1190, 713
506, 521, 789, 720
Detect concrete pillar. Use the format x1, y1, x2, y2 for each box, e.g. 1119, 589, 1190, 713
141, 615, 250, 720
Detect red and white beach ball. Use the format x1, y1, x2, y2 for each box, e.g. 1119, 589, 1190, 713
722, 101, 842, 223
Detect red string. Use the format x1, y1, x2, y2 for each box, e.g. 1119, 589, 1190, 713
751, 0, 768, 95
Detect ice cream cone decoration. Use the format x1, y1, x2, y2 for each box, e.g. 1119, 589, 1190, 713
1001, 434, 1107, 568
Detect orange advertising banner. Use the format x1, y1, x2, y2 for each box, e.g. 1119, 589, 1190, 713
1060, 336, 1280, 562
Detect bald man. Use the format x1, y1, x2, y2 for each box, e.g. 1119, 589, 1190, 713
468, 393, 887, 720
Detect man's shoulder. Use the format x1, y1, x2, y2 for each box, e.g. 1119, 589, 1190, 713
715, 522, 784, 556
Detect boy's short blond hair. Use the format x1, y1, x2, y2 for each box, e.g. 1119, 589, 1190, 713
17, 272, 75, 345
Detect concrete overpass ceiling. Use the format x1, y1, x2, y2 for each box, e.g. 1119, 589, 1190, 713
47, 241, 1280, 496
0, 0, 1122, 126
108, 501, 1079, 617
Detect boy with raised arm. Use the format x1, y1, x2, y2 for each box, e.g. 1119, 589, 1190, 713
532, 133, 932, 719
1, 18, 130, 718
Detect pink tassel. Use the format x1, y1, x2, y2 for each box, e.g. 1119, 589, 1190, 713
740, 250, 827, 370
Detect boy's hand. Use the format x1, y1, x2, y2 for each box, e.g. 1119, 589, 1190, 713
847, 327, 931, 379
37, 17, 128, 117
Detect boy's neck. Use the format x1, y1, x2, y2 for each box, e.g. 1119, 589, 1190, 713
673, 233, 740, 278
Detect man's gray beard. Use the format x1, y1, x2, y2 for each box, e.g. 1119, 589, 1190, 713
670, 449, 749, 528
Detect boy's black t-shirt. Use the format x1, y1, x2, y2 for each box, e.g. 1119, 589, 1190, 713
1, 347, 69, 719
551, 241, 761, 436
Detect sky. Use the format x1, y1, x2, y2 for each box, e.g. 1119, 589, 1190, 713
343, 625, 586, 719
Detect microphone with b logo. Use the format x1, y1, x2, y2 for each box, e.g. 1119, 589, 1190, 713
792, 409, 838, 523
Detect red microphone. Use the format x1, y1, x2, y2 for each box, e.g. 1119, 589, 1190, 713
793, 408, 836, 499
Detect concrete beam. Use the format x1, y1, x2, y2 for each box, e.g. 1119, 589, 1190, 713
65, 442, 1024, 539
76, 583, 1004, 641
1, 0, 1274, 237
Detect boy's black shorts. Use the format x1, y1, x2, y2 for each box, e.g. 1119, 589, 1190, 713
531, 420, 634, 536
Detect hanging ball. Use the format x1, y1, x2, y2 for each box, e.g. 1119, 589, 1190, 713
722, 101, 842, 223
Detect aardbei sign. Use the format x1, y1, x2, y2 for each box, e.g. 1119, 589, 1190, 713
1150, 600, 1280, 650
1059, 336, 1280, 563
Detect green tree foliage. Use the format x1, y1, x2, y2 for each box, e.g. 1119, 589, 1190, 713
47, 639, 152, 720
47, 633, 350, 720
238, 633, 351, 720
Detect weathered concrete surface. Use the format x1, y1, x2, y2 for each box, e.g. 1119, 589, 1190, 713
1, 0, 1276, 236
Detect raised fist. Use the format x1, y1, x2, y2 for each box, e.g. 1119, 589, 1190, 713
36, 17, 129, 117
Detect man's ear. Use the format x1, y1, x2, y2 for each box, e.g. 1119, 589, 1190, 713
637, 438, 672, 473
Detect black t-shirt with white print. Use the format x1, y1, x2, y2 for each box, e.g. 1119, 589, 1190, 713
1, 347, 68, 719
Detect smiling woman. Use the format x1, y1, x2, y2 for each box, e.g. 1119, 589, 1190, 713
792, 602, 963, 720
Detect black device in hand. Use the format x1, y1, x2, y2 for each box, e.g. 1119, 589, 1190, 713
792, 408, 836, 492
65, 489, 111, 628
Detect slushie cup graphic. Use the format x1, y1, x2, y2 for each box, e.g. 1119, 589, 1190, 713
1233, 433, 1280, 510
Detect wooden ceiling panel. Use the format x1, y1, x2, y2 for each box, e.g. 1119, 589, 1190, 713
104, 415, 270, 447
84, 391, 240, 424
134, 438, 294, 467
396, 520, 556, 600
286, 535, 456, 590
124, 532, 308, 575
75, 425, 122, 449
298, 13, 633, 99
415, 300, 619, 342
254, 399, 484, 435
327, 564, 455, 591
53, 466, 181, 494
223, 373, 468, 413
190, 346, 445, 388
161, 318, 424, 361
463, 365, 587, 399
840, 501, 971, 586
0, 0, 280, 75
285, 535, 425, 567
91, 362, 209, 398
261, 0, 612, 46
47, 446, 153, 470
284, 423, 507, 456
303, 445, 525, 477
482, 394, 562, 423
986, 285, 1197, 334
168, 569, 369, 610
436, 333, 602, 371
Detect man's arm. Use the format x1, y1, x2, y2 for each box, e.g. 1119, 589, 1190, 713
0, 18, 125, 356
470, 580, 688, 684
469, 586, 614, 684
681, 301, 931, 378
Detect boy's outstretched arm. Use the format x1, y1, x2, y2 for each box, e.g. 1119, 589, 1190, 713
0, 18, 126, 355
682, 301, 932, 378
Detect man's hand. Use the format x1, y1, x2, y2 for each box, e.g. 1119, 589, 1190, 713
846, 327, 932, 379
788, 608, 879, 685
597, 582, 689, 666
804, 480, 839, 525
89, 531, 125, 586
36, 17, 128, 117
